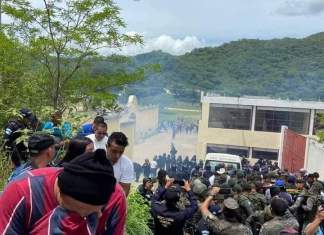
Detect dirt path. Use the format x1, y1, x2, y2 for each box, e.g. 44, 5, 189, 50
133, 131, 198, 164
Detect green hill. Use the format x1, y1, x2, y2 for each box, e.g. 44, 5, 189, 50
94, 32, 324, 105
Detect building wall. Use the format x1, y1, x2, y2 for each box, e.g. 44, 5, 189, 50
197, 102, 281, 159
305, 138, 324, 180
120, 122, 135, 160
135, 107, 159, 138
106, 116, 136, 160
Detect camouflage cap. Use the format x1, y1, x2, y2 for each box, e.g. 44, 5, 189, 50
223, 198, 239, 210
192, 180, 208, 197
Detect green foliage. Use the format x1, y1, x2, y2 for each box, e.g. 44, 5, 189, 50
3, 0, 143, 110
126, 192, 153, 235
102, 33, 324, 104
0, 153, 11, 191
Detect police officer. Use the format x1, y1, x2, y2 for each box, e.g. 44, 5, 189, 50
137, 177, 154, 202
151, 179, 198, 235
200, 187, 253, 235
3, 108, 39, 167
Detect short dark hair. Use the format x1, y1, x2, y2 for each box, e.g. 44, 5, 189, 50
62, 137, 93, 163
96, 122, 107, 130
271, 198, 288, 216
94, 116, 105, 124
108, 132, 128, 147
313, 172, 320, 179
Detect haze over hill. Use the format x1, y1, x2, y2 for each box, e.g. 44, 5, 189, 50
92, 32, 324, 105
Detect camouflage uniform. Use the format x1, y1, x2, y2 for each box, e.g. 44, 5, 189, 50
205, 214, 253, 235
249, 192, 267, 211
259, 214, 299, 235
238, 193, 254, 222
204, 197, 253, 235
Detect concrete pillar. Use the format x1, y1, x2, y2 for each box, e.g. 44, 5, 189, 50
248, 147, 253, 159
251, 106, 256, 131
278, 125, 288, 168
309, 109, 315, 136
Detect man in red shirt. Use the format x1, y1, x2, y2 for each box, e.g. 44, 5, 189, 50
0, 149, 126, 235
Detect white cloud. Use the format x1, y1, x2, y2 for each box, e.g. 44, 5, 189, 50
277, 0, 324, 16
103, 34, 208, 56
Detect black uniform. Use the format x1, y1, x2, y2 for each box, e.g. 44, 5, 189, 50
151, 187, 198, 235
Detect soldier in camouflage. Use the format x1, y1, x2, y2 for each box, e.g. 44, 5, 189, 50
259, 198, 299, 235
200, 187, 253, 235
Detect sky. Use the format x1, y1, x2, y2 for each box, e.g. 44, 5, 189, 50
3, 0, 324, 56
109, 0, 324, 55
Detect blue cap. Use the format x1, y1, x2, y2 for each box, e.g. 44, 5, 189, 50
275, 179, 285, 187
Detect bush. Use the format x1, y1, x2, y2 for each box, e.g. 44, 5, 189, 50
0, 152, 11, 191
126, 192, 153, 235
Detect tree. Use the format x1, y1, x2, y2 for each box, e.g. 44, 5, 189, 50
2, 0, 143, 110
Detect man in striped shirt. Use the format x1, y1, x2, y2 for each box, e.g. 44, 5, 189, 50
8, 133, 55, 182
0, 149, 126, 235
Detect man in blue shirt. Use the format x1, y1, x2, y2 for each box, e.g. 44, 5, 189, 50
77, 116, 105, 137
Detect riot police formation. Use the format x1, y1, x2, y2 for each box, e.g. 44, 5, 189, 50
134, 152, 324, 235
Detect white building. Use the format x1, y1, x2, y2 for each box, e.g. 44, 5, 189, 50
197, 93, 324, 160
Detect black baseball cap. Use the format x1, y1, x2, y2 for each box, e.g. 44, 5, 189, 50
28, 133, 55, 154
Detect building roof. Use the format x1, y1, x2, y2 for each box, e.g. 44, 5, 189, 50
202, 94, 324, 110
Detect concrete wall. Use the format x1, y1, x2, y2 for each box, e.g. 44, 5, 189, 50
135, 106, 159, 138
106, 116, 136, 160
197, 102, 281, 159
120, 122, 135, 160
305, 138, 324, 180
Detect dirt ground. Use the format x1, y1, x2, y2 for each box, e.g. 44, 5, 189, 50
132, 131, 198, 164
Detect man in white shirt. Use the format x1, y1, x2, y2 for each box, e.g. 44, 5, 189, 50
87, 122, 108, 150
106, 132, 134, 196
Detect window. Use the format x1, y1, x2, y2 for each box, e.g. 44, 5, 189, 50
207, 144, 249, 157
255, 108, 310, 134
208, 104, 252, 130
252, 148, 278, 160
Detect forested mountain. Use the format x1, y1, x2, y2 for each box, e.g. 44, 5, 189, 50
93, 32, 324, 104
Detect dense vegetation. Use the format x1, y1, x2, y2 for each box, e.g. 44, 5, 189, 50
103, 32, 324, 105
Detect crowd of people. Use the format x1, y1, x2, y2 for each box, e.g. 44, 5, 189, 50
136, 154, 324, 235
159, 119, 198, 139
1, 108, 324, 235
1, 109, 134, 234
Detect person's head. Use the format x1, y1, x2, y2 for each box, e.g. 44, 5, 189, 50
28, 133, 55, 168
93, 116, 105, 129
164, 186, 181, 208
51, 111, 63, 126
270, 198, 288, 217
296, 179, 305, 190
288, 175, 296, 185
94, 122, 108, 141
270, 186, 281, 198
192, 179, 208, 201
307, 174, 315, 185
19, 108, 38, 129
157, 169, 167, 186
107, 132, 128, 164
143, 178, 153, 190
57, 149, 116, 217
222, 198, 242, 223
242, 182, 252, 193
300, 168, 307, 177
62, 137, 94, 163
313, 172, 320, 181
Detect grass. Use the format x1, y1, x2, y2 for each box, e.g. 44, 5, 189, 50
0, 152, 11, 191
126, 191, 153, 235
